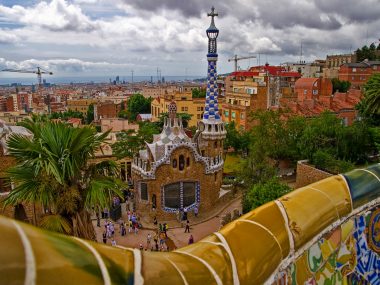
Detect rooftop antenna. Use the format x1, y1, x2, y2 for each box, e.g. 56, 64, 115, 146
131, 70, 134, 90
300, 42, 303, 64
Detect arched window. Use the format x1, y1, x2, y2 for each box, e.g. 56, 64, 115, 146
172, 159, 177, 168
186, 157, 190, 167
179, 155, 185, 171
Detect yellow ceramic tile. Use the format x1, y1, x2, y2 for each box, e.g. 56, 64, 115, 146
219, 219, 283, 285
0, 218, 26, 285
280, 176, 351, 250
241, 201, 290, 258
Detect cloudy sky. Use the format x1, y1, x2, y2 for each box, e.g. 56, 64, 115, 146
0, 0, 379, 80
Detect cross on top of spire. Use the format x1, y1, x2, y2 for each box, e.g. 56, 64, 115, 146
208, 6, 218, 19
207, 6, 218, 29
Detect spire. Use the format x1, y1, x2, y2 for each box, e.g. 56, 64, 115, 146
203, 6, 220, 122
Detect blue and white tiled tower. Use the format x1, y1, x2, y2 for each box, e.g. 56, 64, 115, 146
199, 6, 226, 141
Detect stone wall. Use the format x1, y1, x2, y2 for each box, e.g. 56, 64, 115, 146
295, 160, 333, 188
0, 197, 43, 225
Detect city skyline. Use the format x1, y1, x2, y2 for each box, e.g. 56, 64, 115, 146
0, 0, 379, 79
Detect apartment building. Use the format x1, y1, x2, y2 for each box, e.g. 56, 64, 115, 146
151, 91, 205, 127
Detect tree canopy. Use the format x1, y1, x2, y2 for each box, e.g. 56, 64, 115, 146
50, 110, 84, 121
242, 177, 291, 213
192, 89, 206, 98
3, 119, 123, 239
331, 78, 351, 93
355, 43, 380, 62
86, 103, 95, 124
361, 73, 380, 116
124, 94, 152, 121
112, 121, 160, 159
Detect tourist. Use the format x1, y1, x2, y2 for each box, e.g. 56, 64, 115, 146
120, 222, 126, 236
147, 233, 152, 248
155, 241, 159, 251
163, 223, 168, 237
96, 212, 101, 227
104, 207, 109, 219
128, 219, 133, 233
109, 222, 115, 237
184, 220, 190, 233
111, 238, 117, 246
139, 243, 143, 250
159, 223, 163, 232
106, 223, 112, 238
153, 216, 158, 226
183, 208, 188, 221
134, 222, 139, 235
188, 235, 194, 244
102, 231, 107, 244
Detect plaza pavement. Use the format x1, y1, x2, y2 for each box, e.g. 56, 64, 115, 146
93, 196, 242, 250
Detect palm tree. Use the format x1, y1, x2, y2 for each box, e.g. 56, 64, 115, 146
362, 73, 380, 116
3, 119, 123, 240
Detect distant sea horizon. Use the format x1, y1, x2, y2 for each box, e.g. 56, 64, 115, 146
0, 75, 204, 85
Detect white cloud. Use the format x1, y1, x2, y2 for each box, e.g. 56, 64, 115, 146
0, 0, 379, 76
0, 57, 139, 75
0, 0, 97, 32
0, 29, 21, 43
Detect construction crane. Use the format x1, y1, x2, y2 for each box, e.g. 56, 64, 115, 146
1, 66, 53, 113
228, 55, 257, 72
1, 67, 53, 90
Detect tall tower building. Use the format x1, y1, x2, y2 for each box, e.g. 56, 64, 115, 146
131, 7, 226, 219
198, 7, 226, 158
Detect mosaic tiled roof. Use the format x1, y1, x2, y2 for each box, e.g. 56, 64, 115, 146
147, 116, 191, 161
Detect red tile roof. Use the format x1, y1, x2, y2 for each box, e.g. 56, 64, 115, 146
230, 71, 260, 77
294, 78, 318, 89
249, 65, 301, 77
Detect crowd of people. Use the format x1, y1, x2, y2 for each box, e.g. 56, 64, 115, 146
97, 191, 199, 250
100, 210, 142, 246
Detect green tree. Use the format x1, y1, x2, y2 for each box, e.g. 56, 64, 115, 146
86, 103, 94, 124
192, 89, 206, 98
331, 78, 351, 93
112, 121, 160, 159
3, 119, 123, 239
239, 145, 277, 188
249, 110, 290, 161
298, 111, 342, 161
50, 110, 84, 121
242, 178, 291, 213
224, 121, 251, 153
127, 94, 152, 121
224, 121, 241, 151
356, 44, 379, 62
361, 73, 380, 116
112, 130, 141, 158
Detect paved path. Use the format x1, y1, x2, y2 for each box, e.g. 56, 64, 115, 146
167, 198, 242, 248
94, 196, 242, 250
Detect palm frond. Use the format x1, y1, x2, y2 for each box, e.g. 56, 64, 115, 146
39, 214, 72, 234
84, 177, 123, 210
4, 166, 57, 208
